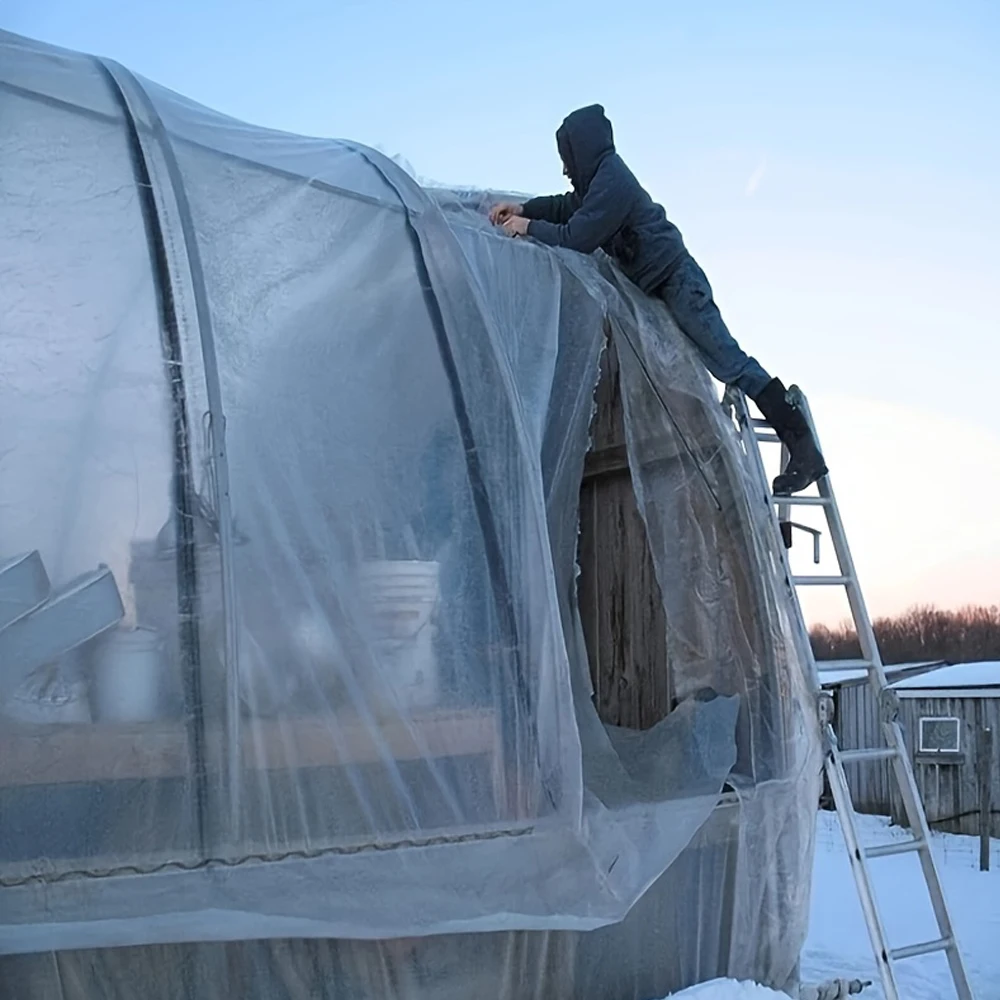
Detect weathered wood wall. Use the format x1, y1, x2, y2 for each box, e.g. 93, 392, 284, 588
833, 682, 893, 814
892, 695, 1000, 837
578, 339, 671, 731
833, 683, 1000, 836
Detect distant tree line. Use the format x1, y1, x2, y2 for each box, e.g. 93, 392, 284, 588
810, 604, 1000, 665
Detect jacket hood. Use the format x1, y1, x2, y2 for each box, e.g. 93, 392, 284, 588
556, 104, 615, 192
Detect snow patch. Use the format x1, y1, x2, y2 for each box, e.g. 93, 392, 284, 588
666, 980, 789, 998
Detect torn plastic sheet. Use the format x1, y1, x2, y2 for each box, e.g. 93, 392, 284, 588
0, 27, 821, 997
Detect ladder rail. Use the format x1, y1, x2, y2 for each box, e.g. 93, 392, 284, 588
729, 388, 975, 1000
824, 723, 900, 997
796, 393, 892, 692
886, 716, 970, 992
729, 391, 820, 693
793, 396, 969, 987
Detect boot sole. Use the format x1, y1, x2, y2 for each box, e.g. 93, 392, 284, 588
772, 465, 829, 497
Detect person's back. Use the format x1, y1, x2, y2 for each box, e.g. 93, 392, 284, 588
489, 105, 828, 497
518, 104, 688, 294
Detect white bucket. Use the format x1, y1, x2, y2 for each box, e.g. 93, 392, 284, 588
90, 626, 166, 723
358, 561, 440, 640
358, 561, 440, 709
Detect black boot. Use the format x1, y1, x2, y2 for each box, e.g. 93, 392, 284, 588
753, 378, 828, 496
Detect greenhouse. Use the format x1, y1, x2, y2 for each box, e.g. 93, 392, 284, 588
0, 28, 821, 1000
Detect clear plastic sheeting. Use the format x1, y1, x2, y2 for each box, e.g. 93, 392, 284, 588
0, 27, 821, 1000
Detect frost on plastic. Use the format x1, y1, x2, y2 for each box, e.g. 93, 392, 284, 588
0, 28, 821, 1000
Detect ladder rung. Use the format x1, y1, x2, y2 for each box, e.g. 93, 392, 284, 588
755, 432, 781, 444
839, 747, 899, 763
891, 937, 952, 962
816, 659, 873, 672
865, 837, 925, 859
770, 495, 832, 507
793, 575, 852, 586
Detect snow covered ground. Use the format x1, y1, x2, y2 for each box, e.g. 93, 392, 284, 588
802, 810, 999, 1000
667, 810, 1000, 999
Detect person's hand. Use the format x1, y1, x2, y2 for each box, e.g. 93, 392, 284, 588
502, 215, 530, 238
489, 201, 523, 225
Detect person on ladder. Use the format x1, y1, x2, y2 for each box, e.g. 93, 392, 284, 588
490, 104, 827, 496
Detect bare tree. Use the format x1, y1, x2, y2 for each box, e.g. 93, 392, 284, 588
810, 605, 1000, 665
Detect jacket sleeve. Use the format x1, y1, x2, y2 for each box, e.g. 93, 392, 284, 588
521, 192, 581, 225
526, 164, 632, 254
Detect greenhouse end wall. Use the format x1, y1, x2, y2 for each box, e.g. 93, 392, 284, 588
0, 28, 821, 1000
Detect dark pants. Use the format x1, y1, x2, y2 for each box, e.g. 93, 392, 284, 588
656, 255, 772, 398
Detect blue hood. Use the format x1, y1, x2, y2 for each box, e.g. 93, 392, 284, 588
556, 104, 615, 193
525, 104, 689, 293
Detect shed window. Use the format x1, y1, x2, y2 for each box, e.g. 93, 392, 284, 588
918, 717, 961, 753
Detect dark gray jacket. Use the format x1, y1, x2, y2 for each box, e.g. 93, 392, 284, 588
523, 105, 687, 294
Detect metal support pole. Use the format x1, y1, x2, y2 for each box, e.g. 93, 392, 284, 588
980, 727, 994, 873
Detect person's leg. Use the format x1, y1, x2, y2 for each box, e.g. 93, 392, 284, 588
658, 255, 827, 494
657, 255, 772, 398
754, 379, 828, 495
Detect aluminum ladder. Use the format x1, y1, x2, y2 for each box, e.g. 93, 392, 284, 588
727, 386, 974, 1000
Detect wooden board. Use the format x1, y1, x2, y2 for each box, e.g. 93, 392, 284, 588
578, 338, 672, 731
0, 709, 500, 789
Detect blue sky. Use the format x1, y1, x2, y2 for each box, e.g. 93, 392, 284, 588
5, 0, 999, 621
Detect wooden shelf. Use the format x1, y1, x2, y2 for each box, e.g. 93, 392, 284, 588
0, 708, 501, 789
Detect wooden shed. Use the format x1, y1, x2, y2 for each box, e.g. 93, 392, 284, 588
823, 661, 1000, 837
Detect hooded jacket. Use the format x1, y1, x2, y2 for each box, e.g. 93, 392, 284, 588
523, 105, 688, 294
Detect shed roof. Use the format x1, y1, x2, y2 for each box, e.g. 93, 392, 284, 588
891, 661, 1000, 691
820, 661, 943, 689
